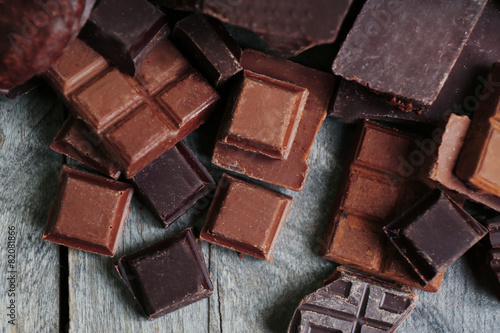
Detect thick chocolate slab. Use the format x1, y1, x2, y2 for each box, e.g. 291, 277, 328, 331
320, 120, 444, 291
332, 0, 487, 110
456, 63, 500, 197
42, 165, 133, 256
115, 228, 213, 320
384, 189, 487, 285
428, 114, 500, 211
51, 116, 121, 179
45, 38, 219, 178
172, 13, 242, 86
330, 0, 500, 124
200, 173, 293, 261
132, 142, 215, 228
212, 50, 335, 191
288, 266, 418, 333
478, 219, 500, 300
79, 0, 169, 77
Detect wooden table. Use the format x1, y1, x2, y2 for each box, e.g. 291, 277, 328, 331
1, 85, 499, 332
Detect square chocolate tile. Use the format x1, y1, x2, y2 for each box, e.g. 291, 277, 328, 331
200, 173, 293, 261
115, 229, 213, 320
42, 165, 134, 256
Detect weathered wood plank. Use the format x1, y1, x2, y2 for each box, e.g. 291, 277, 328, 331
0, 87, 63, 332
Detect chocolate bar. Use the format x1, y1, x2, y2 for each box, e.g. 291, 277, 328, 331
132, 142, 215, 228
212, 49, 335, 191
428, 114, 500, 211
384, 189, 487, 285
78, 0, 169, 77
172, 13, 242, 86
51, 116, 121, 179
456, 63, 500, 197
42, 165, 133, 256
0, 0, 95, 92
332, 0, 487, 111
478, 219, 500, 300
330, 0, 500, 124
288, 266, 418, 333
45, 38, 219, 178
320, 120, 444, 291
115, 228, 213, 320
200, 173, 293, 261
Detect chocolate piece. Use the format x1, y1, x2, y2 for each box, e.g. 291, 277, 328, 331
172, 13, 242, 86
478, 219, 500, 300
332, 0, 487, 110
115, 228, 213, 320
221, 70, 308, 160
212, 50, 335, 191
320, 120, 444, 291
42, 165, 133, 256
78, 0, 169, 77
0, 0, 95, 92
428, 114, 500, 211
384, 189, 487, 285
200, 173, 293, 261
4, 76, 42, 100
132, 142, 215, 228
288, 266, 418, 333
456, 63, 500, 197
51, 116, 121, 179
45, 38, 219, 178
330, 0, 500, 124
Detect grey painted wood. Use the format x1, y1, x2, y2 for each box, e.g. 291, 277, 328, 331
0, 87, 63, 332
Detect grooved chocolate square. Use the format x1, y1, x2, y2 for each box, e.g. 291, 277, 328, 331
42, 165, 133, 256
200, 173, 293, 261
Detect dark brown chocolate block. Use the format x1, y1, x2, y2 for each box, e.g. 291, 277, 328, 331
42, 165, 133, 256
384, 189, 487, 286
456, 63, 500, 197
212, 50, 335, 191
320, 120, 444, 292
288, 266, 418, 333
200, 173, 293, 261
428, 114, 500, 211
332, 0, 487, 111
51, 116, 121, 179
45, 38, 219, 178
115, 228, 213, 320
0, 0, 95, 92
79, 0, 169, 77
478, 219, 500, 300
172, 13, 242, 86
4, 76, 42, 100
132, 142, 215, 228
330, 0, 500, 124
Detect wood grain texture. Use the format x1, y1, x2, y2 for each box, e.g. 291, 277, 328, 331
0, 87, 64, 332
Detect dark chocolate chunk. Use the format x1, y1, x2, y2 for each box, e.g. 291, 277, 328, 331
200, 173, 293, 261
132, 142, 215, 228
4, 76, 42, 100
45, 38, 219, 178
42, 165, 133, 256
78, 0, 169, 77
288, 266, 418, 333
456, 63, 500, 197
115, 228, 213, 320
384, 189, 488, 285
332, 0, 487, 110
320, 120, 444, 291
477, 219, 500, 300
172, 13, 242, 86
0, 0, 95, 92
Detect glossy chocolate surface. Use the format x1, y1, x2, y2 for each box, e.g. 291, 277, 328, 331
115, 229, 213, 320
79, 0, 169, 77
332, 0, 487, 110
200, 174, 293, 261
42, 165, 133, 256
132, 142, 215, 228
212, 50, 335, 191
45, 38, 219, 178
288, 267, 418, 333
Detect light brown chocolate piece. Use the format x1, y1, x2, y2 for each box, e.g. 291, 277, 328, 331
200, 173, 293, 261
